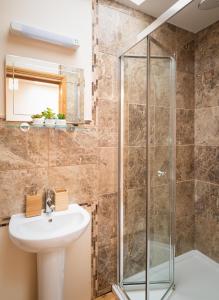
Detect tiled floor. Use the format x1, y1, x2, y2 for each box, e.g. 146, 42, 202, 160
96, 292, 117, 300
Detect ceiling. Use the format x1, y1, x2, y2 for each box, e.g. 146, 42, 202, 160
116, 0, 219, 33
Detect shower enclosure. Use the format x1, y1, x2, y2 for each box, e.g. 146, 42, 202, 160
113, 23, 176, 300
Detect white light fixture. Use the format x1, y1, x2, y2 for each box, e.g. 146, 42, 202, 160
130, 0, 145, 5
10, 22, 79, 49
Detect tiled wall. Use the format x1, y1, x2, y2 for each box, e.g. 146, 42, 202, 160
0, 0, 218, 298
96, 0, 196, 289
194, 21, 219, 262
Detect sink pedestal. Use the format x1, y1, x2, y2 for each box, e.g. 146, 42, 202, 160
37, 249, 65, 300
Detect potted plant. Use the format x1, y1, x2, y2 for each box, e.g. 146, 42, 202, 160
42, 107, 57, 127
56, 113, 67, 127
31, 113, 44, 126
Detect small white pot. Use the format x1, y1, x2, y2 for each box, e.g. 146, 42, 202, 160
45, 119, 56, 127
56, 119, 67, 127
32, 118, 44, 126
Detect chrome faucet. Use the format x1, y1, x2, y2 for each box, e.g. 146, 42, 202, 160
45, 189, 55, 216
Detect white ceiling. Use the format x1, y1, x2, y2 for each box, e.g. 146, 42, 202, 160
116, 0, 219, 33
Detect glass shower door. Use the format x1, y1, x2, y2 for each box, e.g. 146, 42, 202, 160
147, 36, 175, 300
116, 35, 175, 300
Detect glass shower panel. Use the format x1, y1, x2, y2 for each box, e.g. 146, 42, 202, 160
123, 56, 147, 283
120, 38, 148, 299
148, 37, 175, 300
118, 35, 175, 300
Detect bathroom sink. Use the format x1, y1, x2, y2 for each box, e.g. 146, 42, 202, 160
9, 204, 90, 300
9, 203, 90, 253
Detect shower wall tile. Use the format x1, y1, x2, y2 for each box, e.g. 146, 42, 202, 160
177, 40, 195, 74
194, 21, 219, 262
128, 104, 146, 146
124, 58, 147, 105
150, 184, 171, 245
151, 23, 177, 55
176, 27, 195, 51
128, 147, 146, 189
123, 230, 146, 278
176, 71, 194, 109
150, 59, 171, 108
195, 107, 219, 146
125, 188, 146, 235
97, 100, 118, 147
0, 168, 48, 218
176, 145, 194, 181
155, 107, 170, 146
195, 180, 219, 262
195, 21, 219, 109
195, 180, 219, 218
150, 146, 170, 187
176, 109, 194, 145
195, 146, 219, 184
176, 215, 195, 255
176, 181, 195, 219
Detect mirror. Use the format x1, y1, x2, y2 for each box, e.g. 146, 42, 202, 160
5, 55, 85, 123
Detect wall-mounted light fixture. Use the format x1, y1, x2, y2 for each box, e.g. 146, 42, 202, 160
130, 0, 145, 5
10, 22, 80, 49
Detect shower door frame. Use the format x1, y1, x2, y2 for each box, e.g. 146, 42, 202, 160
113, 1, 193, 299
113, 37, 176, 300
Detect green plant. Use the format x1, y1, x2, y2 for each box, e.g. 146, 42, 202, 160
57, 113, 65, 120
42, 107, 56, 119
31, 113, 43, 119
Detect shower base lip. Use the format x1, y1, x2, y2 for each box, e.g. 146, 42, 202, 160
112, 250, 219, 300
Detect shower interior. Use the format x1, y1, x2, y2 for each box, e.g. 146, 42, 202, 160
114, 1, 219, 300
116, 33, 176, 300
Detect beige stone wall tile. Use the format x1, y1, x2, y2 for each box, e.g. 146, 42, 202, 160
98, 147, 118, 194
97, 52, 119, 102
176, 145, 194, 181
97, 100, 118, 147
48, 164, 98, 204
128, 104, 146, 147
176, 109, 194, 145
0, 168, 48, 218
195, 146, 219, 184
176, 71, 194, 109
0, 127, 49, 171
48, 128, 98, 167
97, 237, 117, 295
98, 193, 117, 245
195, 107, 219, 146
176, 215, 195, 256
98, 4, 150, 55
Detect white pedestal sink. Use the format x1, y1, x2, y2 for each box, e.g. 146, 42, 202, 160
9, 204, 90, 300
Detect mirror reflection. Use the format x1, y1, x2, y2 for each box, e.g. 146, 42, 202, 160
5, 55, 85, 124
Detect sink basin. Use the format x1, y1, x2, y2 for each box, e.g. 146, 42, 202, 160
9, 204, 90, 253
9, 204, 90, 300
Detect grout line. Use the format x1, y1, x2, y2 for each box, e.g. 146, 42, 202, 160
176, 179, 195, 184
195, 106, 219, 110
194, 145, 219, 147
195, 179, 219, 187
176, 108, 195, 111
